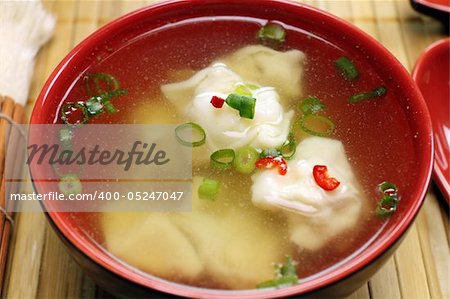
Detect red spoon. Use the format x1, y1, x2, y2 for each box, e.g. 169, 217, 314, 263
413, 38, 450, 202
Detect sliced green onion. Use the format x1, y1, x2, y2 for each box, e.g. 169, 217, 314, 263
59, 174, 82, 196
335, 56, 359, 80
210, 149, 235, 170
379, 181, 398, 194
85, 97, 104, 115
239, 96, 256, 119
376, 181, 399, 218
101, 98, 117, 113
233, 146, 259, 174
83, 73, 119, 96
257, 256, 298, 289
58, 128, 73, 150
349, 86, 387, 104
257, 22, 286, 46
225, 93, 242, 110
234, 83, 259, 97
225, 93, 256, 119
245, 83, 259, 90
299, 114, 336, 137
174, 122, 206, 147
260, 148, 281, 158
376, 195, 397, 217
299, 96, 325, 115
61, 102, 89, 128
107, 88, 127, 98
234, 84, 253, 97
58, 128, 73, 143
279, 256, 297, 277
256, 275, 298, 289
198, 178, 220, 201
279, 132, 296, 160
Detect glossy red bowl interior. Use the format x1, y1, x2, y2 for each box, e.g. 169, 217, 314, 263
30, 0, 433, 298
413, 38, 450, 202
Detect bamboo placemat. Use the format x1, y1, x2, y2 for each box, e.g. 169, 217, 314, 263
3, 1, 449, 298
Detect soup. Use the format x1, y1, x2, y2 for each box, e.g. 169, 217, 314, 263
54, 16, 416, 290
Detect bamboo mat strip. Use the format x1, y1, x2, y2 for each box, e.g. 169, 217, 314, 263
73, 0, 101, 45
3, 1, 448, 299
418, 195, 450, 299
350, 0, 379, 40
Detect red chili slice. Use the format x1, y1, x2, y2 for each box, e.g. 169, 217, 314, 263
255, 156, 287, 175
210, 96, 225, 108
313, 165, 340, 191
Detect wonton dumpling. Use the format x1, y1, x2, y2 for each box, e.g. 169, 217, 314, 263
171, 208, 284, 289
102, 176, 285, 289
102, 212, 204, 280
162, 63, 293, 155
251, 137, 363, 251
220, 45, 306, 102
161, 63, 240, 113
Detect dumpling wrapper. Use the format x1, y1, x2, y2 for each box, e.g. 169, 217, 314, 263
102, 176, 285, 289
161, 63, 293, 157
220, 45, 306, 103
102, 212, 204, 280
251, 136, 364, 251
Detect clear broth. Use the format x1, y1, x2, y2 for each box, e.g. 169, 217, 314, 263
59, 16, 417, 289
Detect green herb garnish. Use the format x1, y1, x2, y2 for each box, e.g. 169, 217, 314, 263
233, 83, 258, 97
198, 178, 220, 201
210, 149, 235, 170
257, 256, 298, 289
260, 148, 281, 158
85, 97, 104, 116
335, 56, 359, 81
61, 102, 89, 128
375, 181, 399, 218
59, 174, 82, 196
225, 93, 256, 119
299, 96, 326, 115
58, 128, 73, 150
257, 22, 286, 47
61, 73, 126, 126
299, 114, 336, 137
83, 73, 120, 97
174, 122, 206, 147
279, 132, 296, 160
233, 146, 259, 174
349, 86, 387, 104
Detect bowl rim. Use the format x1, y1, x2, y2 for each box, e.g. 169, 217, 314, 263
413, 0, 450, 13
30, 0, 434, 298
412, 37, 450, 202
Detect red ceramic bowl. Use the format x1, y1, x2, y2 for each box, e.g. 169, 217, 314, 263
30, 0, 433, 298
412, 38, 450, 202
